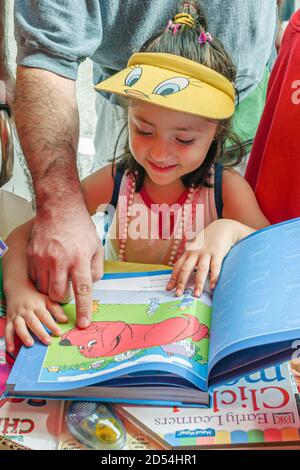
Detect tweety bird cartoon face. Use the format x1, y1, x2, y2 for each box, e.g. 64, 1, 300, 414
123, 65, 195, 100
95, 52, 235, 120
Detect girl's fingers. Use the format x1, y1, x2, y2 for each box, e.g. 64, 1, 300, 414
5, 321, 16, 354
34, 309, 62, 338
14, 316, 35, 348
17, 312, 52, 346
175, 256, 198, 296
166, 255, 186, 291
46, 298, 69, 324
194, 253, 211, 297
210, 254, 223, 290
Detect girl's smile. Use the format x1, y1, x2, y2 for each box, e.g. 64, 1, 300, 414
148, 161, 179, 173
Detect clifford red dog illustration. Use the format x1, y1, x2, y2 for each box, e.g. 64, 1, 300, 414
59, 314, 209, 358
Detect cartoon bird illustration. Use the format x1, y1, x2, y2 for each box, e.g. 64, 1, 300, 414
95, 53, 235, 121
178, 289, 195, 311
146, 298, 160, 317
92, 300, 100, 314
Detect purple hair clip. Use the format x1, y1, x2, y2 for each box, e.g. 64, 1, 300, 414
165, 19, 182, 34
198, 31, 213, 45
173, 23, 182, 34
165, 19, 174, 32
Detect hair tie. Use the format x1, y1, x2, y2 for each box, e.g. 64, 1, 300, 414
165, 12, 195, 34
198, 31, 213, 45
174, 13, 195, 27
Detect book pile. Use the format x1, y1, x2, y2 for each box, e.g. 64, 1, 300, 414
2, 218, 300, 449
113, 362, 300, 449
0, 397, 65, 450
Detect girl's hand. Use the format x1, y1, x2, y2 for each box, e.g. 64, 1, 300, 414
166, 219, 255, 297
5, 279, 69, 352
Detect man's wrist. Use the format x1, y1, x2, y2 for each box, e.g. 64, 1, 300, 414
34, 165, 82, 206
34, 185, 87, 218
35, 191, 85, 213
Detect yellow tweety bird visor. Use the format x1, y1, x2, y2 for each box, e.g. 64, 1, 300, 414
95, 52, 235, 120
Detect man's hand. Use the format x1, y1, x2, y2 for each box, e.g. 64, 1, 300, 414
28, 202, 104, 329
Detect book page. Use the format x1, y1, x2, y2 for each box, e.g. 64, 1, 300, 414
9, 272, 212, 394
209, 219, 300, 380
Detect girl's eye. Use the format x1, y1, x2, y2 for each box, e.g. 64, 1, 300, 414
176, 138, 195, 145
135, 128, 153, 136
125, 67, 142, 87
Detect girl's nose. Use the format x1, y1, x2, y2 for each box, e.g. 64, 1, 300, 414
150, 139, 169, 161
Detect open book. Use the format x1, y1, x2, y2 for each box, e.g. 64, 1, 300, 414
5, 217, 300, 407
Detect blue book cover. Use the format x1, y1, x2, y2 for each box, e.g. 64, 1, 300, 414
208, 217, 300, 386
5, 218, 300, 406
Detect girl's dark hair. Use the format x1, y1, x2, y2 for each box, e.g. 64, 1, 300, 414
115, 0, 244, 191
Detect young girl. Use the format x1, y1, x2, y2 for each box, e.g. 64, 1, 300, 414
2, 0, 269, 349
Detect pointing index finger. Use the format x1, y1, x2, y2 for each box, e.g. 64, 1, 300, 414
71, 265, 93, 329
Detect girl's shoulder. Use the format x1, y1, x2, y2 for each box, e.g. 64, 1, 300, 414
222, 167, 269, 229
222, 166, 255, 198
222, 166, 245, 186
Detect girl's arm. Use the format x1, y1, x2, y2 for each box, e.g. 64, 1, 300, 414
2, 220, 33, 291
3, 219, 69, 350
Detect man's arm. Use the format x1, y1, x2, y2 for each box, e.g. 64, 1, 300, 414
14, 66, 104, 328
14, 66, 80, 200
